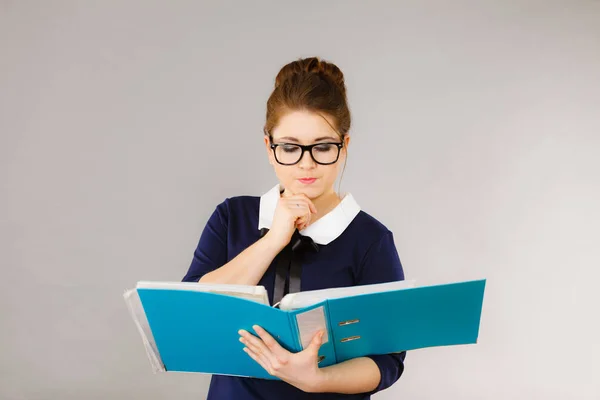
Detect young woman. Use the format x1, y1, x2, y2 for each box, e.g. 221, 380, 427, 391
182, 57, 406, 399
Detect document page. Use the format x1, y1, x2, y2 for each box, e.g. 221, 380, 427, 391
135, 281, 270, 305
279, 279, 416, 311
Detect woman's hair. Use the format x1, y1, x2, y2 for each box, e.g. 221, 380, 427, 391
264, 57, 351, 139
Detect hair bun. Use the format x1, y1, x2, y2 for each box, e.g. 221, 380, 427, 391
274, 57, 346, 97
265, 56, 351, 137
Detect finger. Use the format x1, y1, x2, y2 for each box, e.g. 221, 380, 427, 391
252, 326, 290, 371
312, 330, 324, 349
288, 205, 312, 223
300, 330, 324, 359
280, 188, 294, 198
297, 218, 310, 231
253, 325, 288, 359
304, 213, 312, 227
240, 330, 278, 366
285, 195, 315, 208
240, 331, 269, 355
304, 198, 317, 215
296, 215, 310, 231
243, 347, 273, 374
296, 213, 308, 224
251, 326, 290, 375
294, 194, 317, 214
241, 337, 274, 371
284, 198, 310, 212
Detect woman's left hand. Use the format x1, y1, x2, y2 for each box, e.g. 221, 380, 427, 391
239, 325, 325, 393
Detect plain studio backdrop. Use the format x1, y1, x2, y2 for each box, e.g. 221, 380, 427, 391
1, 1, 599, 399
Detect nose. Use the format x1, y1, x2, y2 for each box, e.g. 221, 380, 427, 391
298, 149, 316, 169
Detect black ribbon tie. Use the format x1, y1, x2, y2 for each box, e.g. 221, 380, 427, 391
259, 228, 319, 306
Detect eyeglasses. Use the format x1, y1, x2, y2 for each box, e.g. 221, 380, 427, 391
269, 140, 344, 166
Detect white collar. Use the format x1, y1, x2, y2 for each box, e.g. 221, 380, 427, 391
258, 184, 361, 245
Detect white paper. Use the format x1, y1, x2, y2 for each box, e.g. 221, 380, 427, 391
135, 281, 270, 305
279, 279, 417, 311
123, 288, 166, 373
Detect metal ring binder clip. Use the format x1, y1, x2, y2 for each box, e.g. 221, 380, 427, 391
317, 355, 326, 363
340, 335, 361, 343
338, 319, 360, 326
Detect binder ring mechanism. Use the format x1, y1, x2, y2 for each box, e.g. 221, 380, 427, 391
338, 319, 361, 343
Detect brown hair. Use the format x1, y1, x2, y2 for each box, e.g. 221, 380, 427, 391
263, 57, 351, 139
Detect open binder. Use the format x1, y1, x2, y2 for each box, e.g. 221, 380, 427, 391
124, 278, 486, 380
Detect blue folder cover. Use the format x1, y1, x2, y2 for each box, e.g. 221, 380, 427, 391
133, 279, 486, 380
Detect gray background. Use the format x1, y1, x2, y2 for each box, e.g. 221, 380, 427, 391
2, 1, 599, 399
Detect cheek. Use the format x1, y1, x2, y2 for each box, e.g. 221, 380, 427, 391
320, 165, 340, 181
272, 165, 294, 183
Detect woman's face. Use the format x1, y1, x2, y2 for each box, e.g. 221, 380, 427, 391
264, 110, 349, 200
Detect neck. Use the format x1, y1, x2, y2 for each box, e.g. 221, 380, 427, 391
309, 189, 341, 224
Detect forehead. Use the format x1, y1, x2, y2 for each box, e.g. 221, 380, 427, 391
271, 110, 338, 142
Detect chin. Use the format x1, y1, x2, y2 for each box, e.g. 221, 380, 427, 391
286, 182, 324, 199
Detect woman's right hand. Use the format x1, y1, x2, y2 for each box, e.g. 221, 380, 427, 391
266, 193, 317, 250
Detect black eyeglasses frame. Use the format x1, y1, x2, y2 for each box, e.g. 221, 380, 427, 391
269, 139, 344, 166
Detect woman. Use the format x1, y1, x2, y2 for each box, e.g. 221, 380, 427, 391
182, 57, 406, 399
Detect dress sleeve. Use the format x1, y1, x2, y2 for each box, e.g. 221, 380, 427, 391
182, 200, 229, 282
356, 231, 407, 395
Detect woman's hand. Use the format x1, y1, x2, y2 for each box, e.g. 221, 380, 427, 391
266, 193, 317, 250
239, 325, 325, 393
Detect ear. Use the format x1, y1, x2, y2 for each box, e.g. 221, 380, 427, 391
341, 134, 350, 157
264, 135, 275, 165
343, 134, 351, 148
338, 134, 350, 165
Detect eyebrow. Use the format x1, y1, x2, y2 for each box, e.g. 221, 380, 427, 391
277, 136, 338, 143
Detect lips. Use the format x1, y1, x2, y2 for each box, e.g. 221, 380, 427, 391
298, 178, 317, 184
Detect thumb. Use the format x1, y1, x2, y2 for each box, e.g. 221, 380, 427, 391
309, 330, 324, 352
281, 187, 295, 198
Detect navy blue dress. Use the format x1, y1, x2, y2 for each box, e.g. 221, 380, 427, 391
182, 190, 406, 399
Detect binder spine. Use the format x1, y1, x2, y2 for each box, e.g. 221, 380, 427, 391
323, 300, 338, 364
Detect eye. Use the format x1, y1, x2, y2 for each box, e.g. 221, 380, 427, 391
314, 144, 335, 153
281, 145, 300, 153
